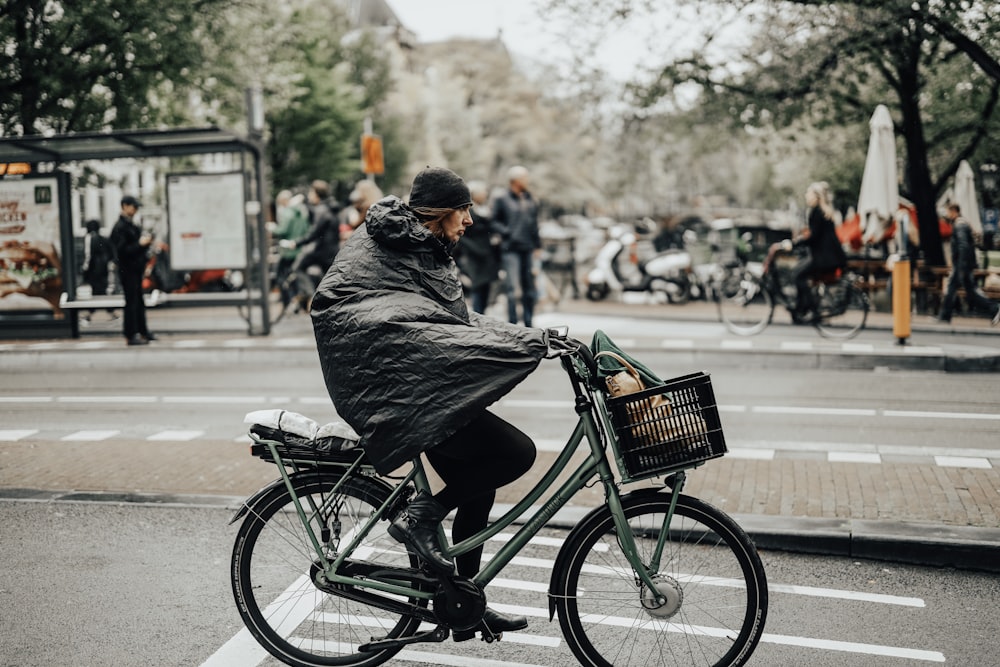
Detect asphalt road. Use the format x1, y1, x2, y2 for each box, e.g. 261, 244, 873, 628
2, 499, 997, 667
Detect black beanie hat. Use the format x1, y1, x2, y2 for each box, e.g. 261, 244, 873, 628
408, 167, 473, 210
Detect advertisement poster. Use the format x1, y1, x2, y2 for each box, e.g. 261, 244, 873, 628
0, 176, 63, 316
166, 172, 247, 270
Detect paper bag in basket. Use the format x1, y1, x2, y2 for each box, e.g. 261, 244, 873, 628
595, 350, 671, 419
596, 351, 707, 447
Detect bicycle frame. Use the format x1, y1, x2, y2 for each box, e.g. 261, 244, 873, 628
252, 347, 683, 607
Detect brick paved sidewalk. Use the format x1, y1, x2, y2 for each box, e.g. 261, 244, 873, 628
3, 438, 998, 530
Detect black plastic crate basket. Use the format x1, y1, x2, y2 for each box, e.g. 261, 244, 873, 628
605, 371, 727, 480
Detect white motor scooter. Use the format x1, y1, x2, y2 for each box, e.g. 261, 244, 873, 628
586, 225, 698, 303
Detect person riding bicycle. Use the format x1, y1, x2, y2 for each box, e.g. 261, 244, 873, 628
311, 167, 566, 641
281, 180, 341, 310
781, 181, 847, 322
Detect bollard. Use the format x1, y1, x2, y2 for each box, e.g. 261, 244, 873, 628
892, 257, 911, 344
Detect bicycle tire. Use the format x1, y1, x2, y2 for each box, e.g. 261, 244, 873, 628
716, 270, 774, 336
814, 278, 869, 340
231, 474, 421, 667
551, 491, 768, 667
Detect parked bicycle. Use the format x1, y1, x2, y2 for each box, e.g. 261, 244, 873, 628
715, 241, 869, 338
230, 328, 768, 667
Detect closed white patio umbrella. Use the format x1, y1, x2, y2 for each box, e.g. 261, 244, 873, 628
857, 104, 899, 245
953, 160, 982, 235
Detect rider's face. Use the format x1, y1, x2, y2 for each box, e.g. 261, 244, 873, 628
438, 207, 473, 243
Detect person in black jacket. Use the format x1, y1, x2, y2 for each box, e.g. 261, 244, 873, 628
109, 196, 154, 345
785, 181, 847, 320
80, 219, 118, 324
283, 180, 341, 309
311, 167, 563, 641
492, 165, 541, 326
936, 203, 1000, 325
454, 180, 500, 313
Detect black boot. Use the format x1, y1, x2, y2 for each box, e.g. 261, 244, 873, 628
387, 490, 454, 574
453, 606, 529, 642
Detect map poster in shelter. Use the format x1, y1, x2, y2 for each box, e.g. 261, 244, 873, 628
0, 176, 64, 316
166, 172, 248, 270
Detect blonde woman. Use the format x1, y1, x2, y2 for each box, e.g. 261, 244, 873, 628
784, 182, 847, 320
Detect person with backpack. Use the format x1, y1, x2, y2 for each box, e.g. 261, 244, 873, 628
80, 219, 118, 324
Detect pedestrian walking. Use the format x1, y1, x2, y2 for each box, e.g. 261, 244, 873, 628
935, 203, 1000, 325
454, 180, 500, 314
109, 195, 155, 346
492, 165, 541, 326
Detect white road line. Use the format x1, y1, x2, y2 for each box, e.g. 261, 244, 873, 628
0, 429, 37, 440
660, 339, 694, 349
760, 632, 945, 662
841, 342, 874, 353
56, 395, 158, 403
721, 339, 754, 350
162, 395, 268, 404
752, 406, 878, 417
61, 430, 120, 441
502, 399, 576, 409
147, 430, 204, 441
767, 582, 924, 607
781, 341, 814, 351
884, 409, 1000, 421
0, 396, 52, 402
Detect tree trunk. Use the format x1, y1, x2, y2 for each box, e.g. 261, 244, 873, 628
897, 58, 944, 266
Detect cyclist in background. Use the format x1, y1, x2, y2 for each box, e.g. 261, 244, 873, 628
783, 181, 847, 321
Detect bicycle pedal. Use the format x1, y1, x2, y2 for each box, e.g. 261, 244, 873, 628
358, 625, 448, 652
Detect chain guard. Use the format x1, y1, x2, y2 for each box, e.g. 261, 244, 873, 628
432, 577, 486, 631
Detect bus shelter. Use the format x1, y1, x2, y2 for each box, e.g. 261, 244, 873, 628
0, 127, 271, 339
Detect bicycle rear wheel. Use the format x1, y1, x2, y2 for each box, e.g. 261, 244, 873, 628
716, 270, 774, 336
815, 279, 869, 339
231, 474, 420, 667
552, 492, 768, 667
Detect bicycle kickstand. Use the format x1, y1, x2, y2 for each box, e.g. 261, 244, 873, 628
358, 625, 449, 653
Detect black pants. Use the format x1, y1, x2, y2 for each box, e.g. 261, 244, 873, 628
790, 256, 816, 312
939, 266, 1000, 320
118, 268, 149, 339
425, 410, 536, 577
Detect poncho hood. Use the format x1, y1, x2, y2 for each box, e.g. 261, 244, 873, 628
311, 196, 547, 475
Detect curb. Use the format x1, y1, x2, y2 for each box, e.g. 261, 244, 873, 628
5, 489, 993, 573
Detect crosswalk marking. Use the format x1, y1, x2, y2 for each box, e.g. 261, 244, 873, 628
935, 456, 991, 469
828, 451, 882, 464
0, 429, 38, 440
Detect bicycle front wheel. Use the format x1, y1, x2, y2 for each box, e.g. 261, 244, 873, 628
815, 279, 869, 339
232, 474, 420, 667
716, 270, 774, 336
553, 492, 768, 667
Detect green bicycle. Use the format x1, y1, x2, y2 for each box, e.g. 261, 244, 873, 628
230, 329, 768, 667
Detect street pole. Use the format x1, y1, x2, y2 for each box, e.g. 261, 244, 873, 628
892, 215, 911, 345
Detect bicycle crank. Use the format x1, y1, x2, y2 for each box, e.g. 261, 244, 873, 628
640, 574, 684, 619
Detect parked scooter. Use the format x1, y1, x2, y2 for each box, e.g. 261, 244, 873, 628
586, 224, 700, 303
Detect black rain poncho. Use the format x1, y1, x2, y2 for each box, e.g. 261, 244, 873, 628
311, 196, 548, 475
